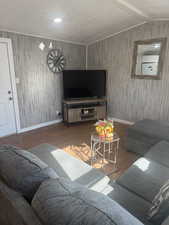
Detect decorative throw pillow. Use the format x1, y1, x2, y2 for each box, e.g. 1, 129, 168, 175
0, 145, 58, 202
148, 179, 169, 224
32, 178, 144, 225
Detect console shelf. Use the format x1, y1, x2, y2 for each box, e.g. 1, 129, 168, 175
63, 98, 107, 124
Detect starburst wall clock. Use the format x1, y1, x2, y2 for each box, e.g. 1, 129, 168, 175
47, 49, 65, 73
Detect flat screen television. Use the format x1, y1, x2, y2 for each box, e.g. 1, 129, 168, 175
63, 70, 106, 100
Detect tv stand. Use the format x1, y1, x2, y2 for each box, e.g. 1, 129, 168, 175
63, 98, 107, 124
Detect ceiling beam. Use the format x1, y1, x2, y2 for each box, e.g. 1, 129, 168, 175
114, 0, 150, 19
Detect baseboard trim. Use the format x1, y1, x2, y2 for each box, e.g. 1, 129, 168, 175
108, 117, 134, 125
18, 119, 63, 133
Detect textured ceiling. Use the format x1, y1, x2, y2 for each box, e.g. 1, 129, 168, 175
0, 0, 169, 44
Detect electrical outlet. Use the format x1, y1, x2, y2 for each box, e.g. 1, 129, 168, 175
56, 111, 61, 116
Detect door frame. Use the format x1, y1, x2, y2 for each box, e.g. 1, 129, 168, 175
0, 38, 21, 133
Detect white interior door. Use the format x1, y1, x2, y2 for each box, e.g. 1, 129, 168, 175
0, 42, 17, 137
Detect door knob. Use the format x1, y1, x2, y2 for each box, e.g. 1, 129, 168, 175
9, 97, 13, 101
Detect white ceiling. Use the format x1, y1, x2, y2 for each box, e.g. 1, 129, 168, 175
0, 0, 169, 45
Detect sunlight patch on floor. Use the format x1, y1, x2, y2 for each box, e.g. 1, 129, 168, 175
63, 143, 118, 175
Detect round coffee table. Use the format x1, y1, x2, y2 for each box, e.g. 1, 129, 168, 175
91, 133, 120, 174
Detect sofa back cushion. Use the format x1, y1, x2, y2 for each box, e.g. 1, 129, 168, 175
32, 178, 144, 225
0, 179, 42, 225
0, 145, 58, 202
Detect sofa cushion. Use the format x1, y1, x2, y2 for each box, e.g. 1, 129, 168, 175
128, 119, 169, 141
126, 119, 169, 155
148, 180, 169, 225
29, 144, 110, 192
0, 179, 42, 225
108, 182, 152, 225
117, 158, 169, 203
32, 178, 144, 225
0, 145, 58, 202
126, 135, 158, 156
145, 141, 169, 168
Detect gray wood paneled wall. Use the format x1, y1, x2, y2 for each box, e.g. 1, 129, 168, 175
88, 21, 169, 122
0, 31, 86, 128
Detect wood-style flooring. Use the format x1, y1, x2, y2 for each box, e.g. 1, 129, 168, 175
0, 121, 138, 180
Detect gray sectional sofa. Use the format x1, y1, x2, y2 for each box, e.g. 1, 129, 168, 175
29, 143, 169, 225
1, 119, 169, 225
0, 144, 144, 225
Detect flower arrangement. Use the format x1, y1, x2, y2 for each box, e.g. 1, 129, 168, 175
95, 119, 114, 140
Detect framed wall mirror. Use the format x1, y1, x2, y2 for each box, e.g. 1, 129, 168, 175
131, 38, 167, 80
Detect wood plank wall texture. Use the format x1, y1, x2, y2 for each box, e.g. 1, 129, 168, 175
0, 31, 86, 128
88, 21, 169, 122
1, 21, 169, 129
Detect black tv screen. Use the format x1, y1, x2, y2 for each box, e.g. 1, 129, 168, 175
63, 70, 106, 100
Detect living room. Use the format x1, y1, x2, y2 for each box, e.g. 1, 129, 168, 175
0, 1, 169, 225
